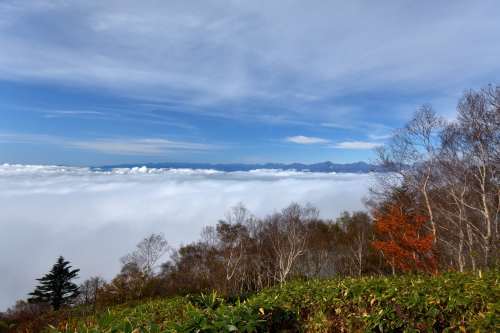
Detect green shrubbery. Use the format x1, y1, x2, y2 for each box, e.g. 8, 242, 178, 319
0, 320, 10, 333
46, 270, 498, 332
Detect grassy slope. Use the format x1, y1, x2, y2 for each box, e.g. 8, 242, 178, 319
50, 271, 499, 332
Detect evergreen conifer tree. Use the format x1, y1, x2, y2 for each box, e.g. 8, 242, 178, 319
28, 256, 80, 310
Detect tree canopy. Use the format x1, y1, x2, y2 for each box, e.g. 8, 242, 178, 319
28, 256, 80, 310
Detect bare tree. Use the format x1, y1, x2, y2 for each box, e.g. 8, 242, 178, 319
340, 212, 372, 276
268, 203, 318, 284
217, 203, 257, 293
375, 86, 499, 271
453, 88, 499, 266
121, 233, 171, 276
378, 106, 445, 241
77, 276, 105, 311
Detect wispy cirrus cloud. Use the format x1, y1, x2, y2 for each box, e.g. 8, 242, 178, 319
0, 132, 219, 155
331, 141, 383, 150
0, 0, 499, 111
285, 136, 384, 150
42, 110, 106, 118
72, 138, 216, 155
320, 122, 354, 130
367, 133, 393, 141
0, 132, 60, 145
285, 135, 330, 144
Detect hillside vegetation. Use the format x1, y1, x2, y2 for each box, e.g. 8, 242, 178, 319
38, 270, 499, 333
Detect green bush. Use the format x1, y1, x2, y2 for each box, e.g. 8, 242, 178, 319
0, 320, 10, 333
48, 270, 499, 332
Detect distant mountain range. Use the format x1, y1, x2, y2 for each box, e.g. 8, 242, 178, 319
98, 161, 386, 173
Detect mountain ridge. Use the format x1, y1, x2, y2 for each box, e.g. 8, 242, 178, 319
98, 161, 386, 173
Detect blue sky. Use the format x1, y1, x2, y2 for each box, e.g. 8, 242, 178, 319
1, 1, 499, 165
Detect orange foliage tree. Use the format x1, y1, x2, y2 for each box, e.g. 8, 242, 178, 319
372, 204, 436, 273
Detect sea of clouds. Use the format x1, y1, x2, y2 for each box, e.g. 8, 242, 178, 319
0, 164, 376, 310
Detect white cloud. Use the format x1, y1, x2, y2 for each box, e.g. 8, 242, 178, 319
42, 110, 105, 118
72, 138, 216, 155
320, 122, 354, 130
0, 133, 218, 155
331, 141, 383, 150
367, 134, 393, 141
286, 135, 330, 144
0, 0, 498, 115
0, 164, 376, 310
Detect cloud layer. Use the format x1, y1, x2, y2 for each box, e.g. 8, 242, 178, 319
0, 164, 376, 310
1, 1, 499, 110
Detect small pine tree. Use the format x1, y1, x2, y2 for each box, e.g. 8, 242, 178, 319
28, 256, 80, 310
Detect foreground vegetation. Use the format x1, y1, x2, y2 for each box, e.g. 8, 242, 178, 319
15, 270, 495, 332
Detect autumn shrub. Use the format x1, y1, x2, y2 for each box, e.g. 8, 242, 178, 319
372, 203, 437, 274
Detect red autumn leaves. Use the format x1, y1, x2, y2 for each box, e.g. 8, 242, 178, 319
372, 204, 437, 273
